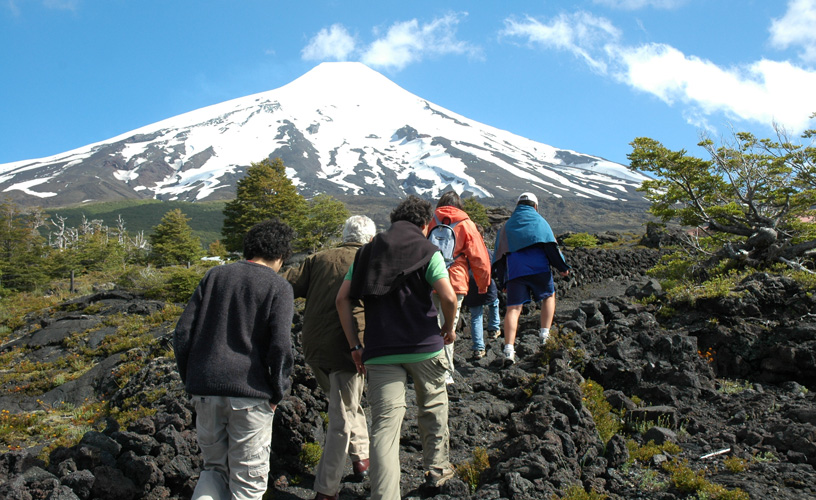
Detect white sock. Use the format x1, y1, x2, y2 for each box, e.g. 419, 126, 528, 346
540, 327, 550, 338
504, 343, 514, 354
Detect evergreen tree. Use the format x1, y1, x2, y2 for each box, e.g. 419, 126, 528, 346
221, 158, 307, 252
296, 194, 350, 252
0, 199, 49, 291
207, 239, 229, 259
149, 209, 203, 266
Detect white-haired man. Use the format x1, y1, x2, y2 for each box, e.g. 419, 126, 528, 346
284, 215, 377, 500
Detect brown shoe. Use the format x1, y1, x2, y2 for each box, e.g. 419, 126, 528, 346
313, 493, 338, 500
352, 458, 370, 479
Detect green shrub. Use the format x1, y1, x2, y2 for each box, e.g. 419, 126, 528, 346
552, 484, 608, 500
456, 447, 490, 492
662, 458, 749, 500
580, 379, 621, 444
562, 233, 598, 248
626, 439, 681, 464
723, 456, 748, 473
299, 442, 322, 470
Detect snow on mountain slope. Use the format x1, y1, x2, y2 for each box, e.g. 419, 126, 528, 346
0, 62, 650, 208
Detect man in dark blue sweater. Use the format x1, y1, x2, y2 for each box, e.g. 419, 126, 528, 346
174, 219, 295, 500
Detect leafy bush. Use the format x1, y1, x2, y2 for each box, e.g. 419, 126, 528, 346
724, 456, 748, 473
117, 265, 205, 304
456, 447, 490, 492
626, 439, 681, 464
580, 379, 621, 444
299, 442, 322, 469
662, 458, 749, 500
553, 484, 608, 500
562, 233, 598, 248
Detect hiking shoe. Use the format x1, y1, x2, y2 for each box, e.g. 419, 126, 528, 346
472, 350, 486, 359
488, 330, 501, 339
444, 373, 455, 385
425, 466, 455, 487
503, 346, 515, 366
352, 458, 369, 480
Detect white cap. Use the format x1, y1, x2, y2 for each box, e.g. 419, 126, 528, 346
517, 192, 538, 205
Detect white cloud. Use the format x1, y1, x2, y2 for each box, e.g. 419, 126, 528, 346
301, 24, 357, 62
592, 0, 687, 9
770, 0, 816, 64
501, 12, 620, 73
503, 11, 816, 135
618, 44, 816, 132
360, 13, 479, 71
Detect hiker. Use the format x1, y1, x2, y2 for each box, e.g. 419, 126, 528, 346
492, 193, 570, 365
462, 223, 501, 359
427, 191, 491, 383
283, 215, 376, 500
336, 195, 458, 500
173, 219, 295, 500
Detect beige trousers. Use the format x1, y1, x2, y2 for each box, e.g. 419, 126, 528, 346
433, 294, 465, 380
310, 366, 369, 495
366, 352, 451, 500
190, 396, 274, 500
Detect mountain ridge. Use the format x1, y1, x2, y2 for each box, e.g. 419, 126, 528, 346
0, 62, 650, 214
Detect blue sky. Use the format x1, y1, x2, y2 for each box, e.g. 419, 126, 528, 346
2, 0, 815, 167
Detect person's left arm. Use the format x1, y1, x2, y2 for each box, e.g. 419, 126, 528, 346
543, 243, 571, 276
336, 278, 365, 374
173, 274, 207, 384
266, 281, 295, 408
463, 223, 492, 294
282, 257, 311, 299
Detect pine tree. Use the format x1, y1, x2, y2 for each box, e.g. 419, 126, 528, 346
149, 209, 203, 266
221, 158, 307, 252
0, 199, 49, 291
296, 194, 350, 252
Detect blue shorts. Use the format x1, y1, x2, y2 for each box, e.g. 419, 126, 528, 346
505, 271, 555, 306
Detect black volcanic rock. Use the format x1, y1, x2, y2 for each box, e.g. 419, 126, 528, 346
0, 243, 815, 499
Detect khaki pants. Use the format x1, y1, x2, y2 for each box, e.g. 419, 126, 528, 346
191, 396, 274, 500
366, 353, 451, 500
310, 366, 369, 495
433, 294, 465, 380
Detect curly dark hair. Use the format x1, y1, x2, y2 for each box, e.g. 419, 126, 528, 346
436, 190, 463, 209
242, 219, 294, 261
390, 195, 433, 227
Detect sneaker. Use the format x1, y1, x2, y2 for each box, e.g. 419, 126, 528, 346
488, 330, 501, 339
444, 373, 455, 385
540, 331, 550, 345
503, 345, 515, 366
472, 350, 486, 359
425, 466, 455, 487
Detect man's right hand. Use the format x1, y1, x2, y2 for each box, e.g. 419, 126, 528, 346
441, 326, 456, 345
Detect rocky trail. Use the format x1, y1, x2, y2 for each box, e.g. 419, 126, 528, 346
1, 241, 815, 499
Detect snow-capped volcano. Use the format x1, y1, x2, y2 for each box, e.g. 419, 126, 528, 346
0, 62, 649, 208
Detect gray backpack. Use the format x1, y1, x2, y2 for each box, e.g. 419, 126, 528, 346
428, 215, 463, 268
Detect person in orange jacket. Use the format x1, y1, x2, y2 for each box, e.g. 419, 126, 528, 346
428, 191, 492, 384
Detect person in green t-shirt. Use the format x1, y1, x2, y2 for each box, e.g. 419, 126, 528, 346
336, 195, 458, 499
